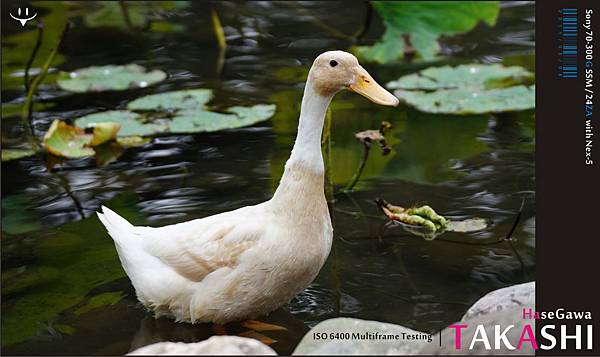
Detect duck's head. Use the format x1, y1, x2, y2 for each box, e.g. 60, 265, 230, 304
308, 50, 399, 106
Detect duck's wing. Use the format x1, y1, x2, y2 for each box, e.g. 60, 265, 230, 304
135, 206, 264, 283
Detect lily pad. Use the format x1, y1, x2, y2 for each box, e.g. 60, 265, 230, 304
75, 110, 168, 137
446, 218, 489, 233
75, 89, 276, 137
89, 122, 121, 146
43, 120, 94, 158
127, 89, 213, 111
387, 64, 533, 91
2, 148, 37, 162
354, 1, 500, 63
57, 64, 167, 93
388, 64, 535, 114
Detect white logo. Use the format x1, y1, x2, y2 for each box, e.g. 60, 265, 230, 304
10, 7, 37, 27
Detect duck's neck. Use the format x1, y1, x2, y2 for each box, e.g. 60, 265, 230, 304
271, 82, 333, 207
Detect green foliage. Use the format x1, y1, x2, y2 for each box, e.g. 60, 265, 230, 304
1, 148, 36, 162
56, 64, 167, 93
76, 110, 167, 137
1, 194, 140, 347
74, 292, 125, 315
1, 194, 42, 235
387, 64, 533, 90
42, 120, 95, 158
354, 1, 500, 63
127, 89, 213, 111
1, 2, 68, 90
388, 64, 535, 114
76, 90, 276, 137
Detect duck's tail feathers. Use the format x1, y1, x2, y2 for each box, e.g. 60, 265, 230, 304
97, 206, 136, 246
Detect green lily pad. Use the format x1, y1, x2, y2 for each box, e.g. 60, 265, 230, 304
116, 136, 151, 148
387, 64, 533, 90
388, 64, 535, 114
57, 64, 167, 93
2, 148, 37, 162
127, 89, 213, 111
446, 218, 489, 233
168, 105, 275, 134
75, 110, 168, 137
395, 85, 535, 115
89, 122, 121, 146
43, 120, 94, 158
354, 1, 500, 63
75, 89, 276, 137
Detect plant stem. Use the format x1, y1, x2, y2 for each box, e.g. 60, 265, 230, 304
24, 21, 44, 92
21, 22, 69, 146
119, 1, 134, 31
343, 142, 370, 192
211, 8, 227, 50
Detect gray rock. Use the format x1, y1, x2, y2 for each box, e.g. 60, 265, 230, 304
292, 317, 435, 355
421, 306, 535, 355
462, 282, 535, 321
128, 336, 277, 355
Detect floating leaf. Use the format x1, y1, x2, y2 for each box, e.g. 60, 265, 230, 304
116, 136, 151, 148
2, 148, 36, 162
127, 89, 213, 111
387, 64, 533, 91
94, 142, 124, 167
169, 104, 275, 133
354, 1, 500, 63
388, 64, 535, 114
446, 218, 489, 233
43, 120, 94, 158
75, 89, 276, 137
75, 110, 168, 137
57, 64, 167, 93
89, 122, 121, 146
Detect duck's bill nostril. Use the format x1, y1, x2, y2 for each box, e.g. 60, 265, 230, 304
349, 67, 399, 107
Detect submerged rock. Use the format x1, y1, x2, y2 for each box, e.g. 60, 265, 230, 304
292, 317, 434, 355
128, 336, 277, 355
462, 281, 535, 321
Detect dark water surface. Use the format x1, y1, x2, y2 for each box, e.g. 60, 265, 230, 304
1, 2, 535, 355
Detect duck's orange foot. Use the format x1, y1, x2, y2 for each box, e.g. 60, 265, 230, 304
238, 320, 288, 345
241, 320, 288, 332
212, 323, 228, 335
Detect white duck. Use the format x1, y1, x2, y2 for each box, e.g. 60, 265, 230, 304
98, 50, 398, 324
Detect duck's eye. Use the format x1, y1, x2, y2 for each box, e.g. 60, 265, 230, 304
329, 60, 338, 67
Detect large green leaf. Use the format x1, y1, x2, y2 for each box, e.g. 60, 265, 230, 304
388, 64, 535, 114
127, 89, 213, 110
387, 64, 533, 90
75, 110, 168, 137
42, 120, 94, 158
75, 90, 276, 136
354, 1, 500, 63
56, 64, 167, 93
395, 85, 535, 115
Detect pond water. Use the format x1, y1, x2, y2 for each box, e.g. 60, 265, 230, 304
1, 2, 535, 355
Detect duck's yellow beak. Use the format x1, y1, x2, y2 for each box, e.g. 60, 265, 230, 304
349, 66, 399, 106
